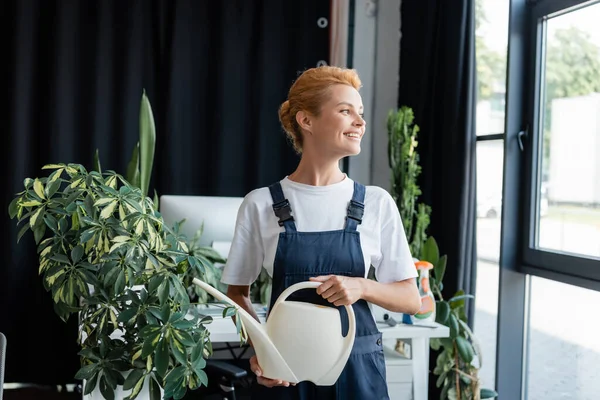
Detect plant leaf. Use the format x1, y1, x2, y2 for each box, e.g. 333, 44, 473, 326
434, 254, 447, 284
449, 293, 474, 308
71, 245, 84, 264
93, 148, 102, 173
149, 377, 161, 400
123, 368, 145, 391
435, 301, 450, 324
139, 91, 156, 197
126, 142, 141, 189
33, 179, 45, 199
100, 200, 118, 219
74, 363, 98, 380
480, 388, 499, 399
421, 236, 439, 265
155, 338, 170, 377
455, 335, 474, 364
99, 375, 115, 400
448, 313, 459, 338
83, 371, 99, 395
8, 196, 20, 219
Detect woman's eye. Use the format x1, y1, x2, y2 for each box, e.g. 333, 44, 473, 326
359, 114, 365, 119
341, 109, 350, 114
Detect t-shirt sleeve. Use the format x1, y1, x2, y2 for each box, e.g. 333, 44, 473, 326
373, 190, 418, 283
220, 196, 264, 286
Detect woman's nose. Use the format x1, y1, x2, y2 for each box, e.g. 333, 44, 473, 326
354, 117, 365, 127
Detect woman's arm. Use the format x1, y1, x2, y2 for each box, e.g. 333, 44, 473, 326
226, 284, 260, 322
361, 277, 421, 314
309, 275, 421, 315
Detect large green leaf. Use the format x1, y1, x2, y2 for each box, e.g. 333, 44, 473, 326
74, 363, 99, 380
123, 368, 144, 391
435, 301, 450, 324
83, 372, 99, 395
170, 337, 188, 365
139, 91, 156, 197
71, 245, 84, 264
455, 335, 474, 364
126, 143, 141, 189
33, 179, 45, 199
99, 375, 115, 400
421, 236, 439, 265
141, 329, 161, 357
434, 254, 447, 284
448, 314, 459, 338
155, 338, 170, 377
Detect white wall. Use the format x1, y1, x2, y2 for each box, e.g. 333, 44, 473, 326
549, 93, 600, 204
330, 0, 401, 189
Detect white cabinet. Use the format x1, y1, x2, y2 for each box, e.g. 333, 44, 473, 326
384, 340, 413, 400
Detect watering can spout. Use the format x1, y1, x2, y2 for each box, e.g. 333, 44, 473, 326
191, 278, 298, 382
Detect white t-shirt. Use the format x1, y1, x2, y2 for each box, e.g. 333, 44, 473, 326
220, 176, 418, 286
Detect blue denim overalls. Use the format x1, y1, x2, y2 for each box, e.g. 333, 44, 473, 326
251, 181, 390, 400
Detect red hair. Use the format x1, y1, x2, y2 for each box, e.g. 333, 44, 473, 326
279, 66, 362, 154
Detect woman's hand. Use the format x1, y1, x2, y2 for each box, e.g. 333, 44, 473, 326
309, 275, 365, 306
250, 355, 294, 388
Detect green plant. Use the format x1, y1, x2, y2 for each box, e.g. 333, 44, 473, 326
250, 268, 272, 306
178, 221, 228, 304
7, 93, 242, 400
387, 106, 497, 400
387, 106, 431, 257
421, 238, 498, 400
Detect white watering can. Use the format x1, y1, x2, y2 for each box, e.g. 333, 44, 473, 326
192, 278, 356, 385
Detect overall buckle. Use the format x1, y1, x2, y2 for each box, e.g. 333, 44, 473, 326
347, 200, 364, 224
273, 200, 294, 226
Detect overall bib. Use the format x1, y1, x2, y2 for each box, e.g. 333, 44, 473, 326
251, 181, 390, 400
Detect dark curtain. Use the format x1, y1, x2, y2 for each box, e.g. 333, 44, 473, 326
0, 0, 329, 386
397, 1, 477, 394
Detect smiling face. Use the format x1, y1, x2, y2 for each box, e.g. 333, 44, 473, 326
296, 84, 366, 158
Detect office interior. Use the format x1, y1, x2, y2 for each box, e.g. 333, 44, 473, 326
1, 0, 599, 399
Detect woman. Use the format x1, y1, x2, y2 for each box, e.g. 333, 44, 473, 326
220, 66, 421, 399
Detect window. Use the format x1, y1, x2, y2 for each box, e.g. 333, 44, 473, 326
523, 0, 600, 285
526, 276, 600, 399
496, 1, 600, 398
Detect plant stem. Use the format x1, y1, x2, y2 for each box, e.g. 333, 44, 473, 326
452, 368, 477, 381
454, 342, 461, 400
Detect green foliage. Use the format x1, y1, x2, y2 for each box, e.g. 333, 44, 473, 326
7, 92, 243, 400
176, 221, 227, 304
250, 268, 273, 306
475, 0, 506, 101
387, 104, 497, 399
545, 27, 600, 101
8, 164, 240, 399
425, 238, 497, 400
387, 106, 431, 257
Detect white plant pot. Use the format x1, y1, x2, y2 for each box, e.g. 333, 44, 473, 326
82, 373, 163, 400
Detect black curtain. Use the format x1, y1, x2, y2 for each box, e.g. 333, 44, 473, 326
0, 0, 329, 386
398, 0, 477, 372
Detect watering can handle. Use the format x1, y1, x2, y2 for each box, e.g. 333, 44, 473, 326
271, 281, 356, 357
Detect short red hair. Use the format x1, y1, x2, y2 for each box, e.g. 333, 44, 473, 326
279, 66, 362, 154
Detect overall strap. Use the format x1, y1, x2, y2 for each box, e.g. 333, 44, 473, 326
268, 182, 297, 232
345, 181, 366, 231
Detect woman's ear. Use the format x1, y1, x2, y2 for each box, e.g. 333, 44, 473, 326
296, 110, 313, 134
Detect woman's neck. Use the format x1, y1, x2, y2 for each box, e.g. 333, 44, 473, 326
288, 156, 346, 186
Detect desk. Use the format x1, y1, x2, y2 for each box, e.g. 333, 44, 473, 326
201, 306, 449, 400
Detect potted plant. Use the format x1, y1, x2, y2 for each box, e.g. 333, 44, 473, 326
387, 106, 498, 399
7, 92, 241, 400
